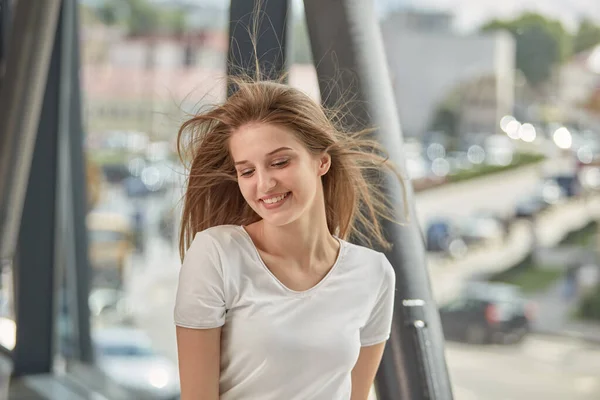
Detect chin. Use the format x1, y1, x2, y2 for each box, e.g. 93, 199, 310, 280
259, 212, 299, 227
254, 206, 304, 228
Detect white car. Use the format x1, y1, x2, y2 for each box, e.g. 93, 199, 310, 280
93, 327, 180, 399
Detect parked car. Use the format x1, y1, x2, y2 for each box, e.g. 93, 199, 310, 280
93, 327, 180, 400
514, 194, 548, 219
89, 288, 135, 326
459, 213, 506, 246
425, 219, 465, 256
102, 163, 132, 184
538, 179, 567, 205
439, 282, 533, 345
546, 174, 581, 198
87, 211, 134, 289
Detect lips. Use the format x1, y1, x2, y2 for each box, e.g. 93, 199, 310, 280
259, 192, 291, 206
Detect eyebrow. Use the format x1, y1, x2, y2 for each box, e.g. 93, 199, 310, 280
234, 147, 293, 166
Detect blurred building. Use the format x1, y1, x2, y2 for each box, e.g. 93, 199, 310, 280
380, 9, 516, 139
79, 7, 228, 141
80, 14, 320, 142
558, 44, 600, 127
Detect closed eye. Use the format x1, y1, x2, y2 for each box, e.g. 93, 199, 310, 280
272, 159, 289, 168
239, 169, 254, 177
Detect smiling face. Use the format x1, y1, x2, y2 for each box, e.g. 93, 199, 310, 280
229, 123, 330, 227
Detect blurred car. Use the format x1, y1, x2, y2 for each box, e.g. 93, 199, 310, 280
123, 176, 154, 198
459, 214, 505, 246
514, 194, 548, 218
102, 163, 132, 184
538, 179, 567, 205
425, 219, 467, 257
87, 211, 134, 288
439, 282, 533, 345
515, 179, 568, 218
89, 288, 135, 326
93, 327, 180, 400
545, 174, 581, 198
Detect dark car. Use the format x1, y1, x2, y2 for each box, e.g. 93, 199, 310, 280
514, 194, 547, 218
123, 176, 153, 198
459, 213, 506, 246
545, 174, 580, 198
439, 282, 533, 345
425, 219, 463, 252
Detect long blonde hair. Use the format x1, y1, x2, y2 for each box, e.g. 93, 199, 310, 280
177, 75, 408, 260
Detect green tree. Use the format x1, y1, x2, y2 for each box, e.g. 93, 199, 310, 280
429, 106, 459, 139
92, 0, 187, 36
573, 19, 600, 54
96, 2, 119, 26
124, 0, 161, 36
481, 13, 570, 88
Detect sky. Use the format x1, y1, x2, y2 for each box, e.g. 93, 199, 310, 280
84, 0, 600, 33
200, 0, 600, 33
380, 0, 600, 32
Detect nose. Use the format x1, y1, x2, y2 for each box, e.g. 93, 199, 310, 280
257, 169, 277, 193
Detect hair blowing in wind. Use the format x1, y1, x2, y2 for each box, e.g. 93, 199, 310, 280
176, 7, 408, 261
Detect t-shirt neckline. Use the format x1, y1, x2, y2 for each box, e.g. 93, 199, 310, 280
237, 225, 346, 295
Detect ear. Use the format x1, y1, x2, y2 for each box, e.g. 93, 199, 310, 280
317, 153, 331, 177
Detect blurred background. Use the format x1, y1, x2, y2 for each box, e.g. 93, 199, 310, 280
3, 0, 600, 399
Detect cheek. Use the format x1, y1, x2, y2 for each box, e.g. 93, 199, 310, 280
289, 166, 319, 195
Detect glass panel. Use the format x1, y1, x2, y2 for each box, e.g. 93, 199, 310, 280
378, 3, 600, 399
78, 1, 229, 397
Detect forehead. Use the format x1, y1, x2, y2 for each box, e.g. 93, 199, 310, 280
229, 123, 301, 159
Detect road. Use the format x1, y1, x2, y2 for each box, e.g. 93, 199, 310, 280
414, 163, 545, 227
447, 335, 600, 400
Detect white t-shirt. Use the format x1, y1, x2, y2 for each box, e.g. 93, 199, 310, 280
174, 225, 396, 400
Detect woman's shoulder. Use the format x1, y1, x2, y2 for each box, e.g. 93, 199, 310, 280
340, 239, 385, 260
188, 225, 247, 255
338, 240, 395, 294
192, 224, 244, 242
340, 240, 393, 274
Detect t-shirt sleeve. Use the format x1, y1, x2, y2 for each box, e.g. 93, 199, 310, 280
173, 231, 227, 329
360, 254, 396, 346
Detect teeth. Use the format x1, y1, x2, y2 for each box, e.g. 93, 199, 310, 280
263, 193, 287, 204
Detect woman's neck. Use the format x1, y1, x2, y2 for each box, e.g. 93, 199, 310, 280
248, 193, 339, 273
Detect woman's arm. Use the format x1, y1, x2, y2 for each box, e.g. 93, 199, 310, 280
176, 326, 222, 400
350, 342, 386, 400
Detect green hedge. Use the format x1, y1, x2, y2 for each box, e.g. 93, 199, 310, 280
577, 287, 600, 321
447, 152, 545, 183
561, 222, 598, 248
490, 255, 564, 293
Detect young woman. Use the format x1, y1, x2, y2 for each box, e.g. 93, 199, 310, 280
174, 79, 405, 400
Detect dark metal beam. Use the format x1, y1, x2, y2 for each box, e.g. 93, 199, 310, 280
0, 0, 11, 73
0, 0, 61, 281
69, 0, 94, 365
13, 9, 62, 374
303, 1, 454, 399
11, 0, 93, 374
227, 0, 290, 95
56, 0, 93, 365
